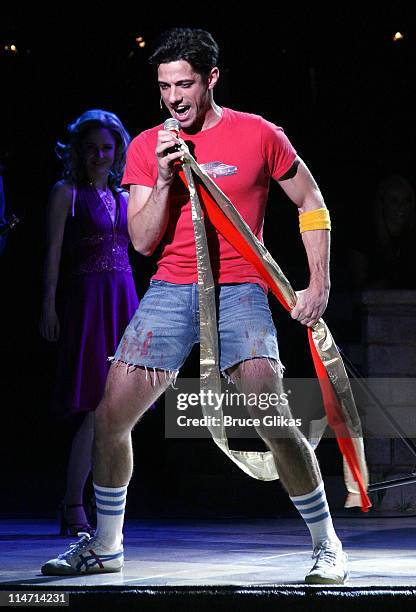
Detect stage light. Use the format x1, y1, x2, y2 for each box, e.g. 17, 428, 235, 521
135, 36, 146, 48
393, 32, 404, 42
3, 43, 18, 55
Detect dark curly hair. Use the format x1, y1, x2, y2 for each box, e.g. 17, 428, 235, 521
55, 109, 130, 189
149, 27, 219, 78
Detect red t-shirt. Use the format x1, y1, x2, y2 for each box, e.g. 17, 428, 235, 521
122, 107, 297, 290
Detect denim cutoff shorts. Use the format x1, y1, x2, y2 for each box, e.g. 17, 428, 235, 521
112, 280, 280, 374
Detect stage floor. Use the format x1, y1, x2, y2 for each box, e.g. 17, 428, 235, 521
1, 516, 415, 587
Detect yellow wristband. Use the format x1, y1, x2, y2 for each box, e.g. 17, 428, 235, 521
299, 208, 331, 233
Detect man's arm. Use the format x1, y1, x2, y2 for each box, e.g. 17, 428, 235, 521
277, 158, 330, 327
127, 182, 171, 256
127, 129, 183, 256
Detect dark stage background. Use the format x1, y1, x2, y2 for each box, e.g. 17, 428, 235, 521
0, 6, 414, 520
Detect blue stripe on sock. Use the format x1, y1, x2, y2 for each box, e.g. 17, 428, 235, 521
293, 490, 324, 507
297, 501, 327, 515
96, 508, 125, 516
94, 488, 127, 498
304, 511, 330, 524
95, 496, 126, 507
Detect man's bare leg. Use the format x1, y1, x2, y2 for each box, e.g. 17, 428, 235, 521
93, 363, 172, 487
227, 357, 347, 583
89, 363, 173, 549
41, 361, 173, 575
42, 362, 174, 576
227, 357, 320, 496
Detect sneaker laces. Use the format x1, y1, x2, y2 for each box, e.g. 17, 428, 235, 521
311, 540, 341, 568
58, 534, 92, 560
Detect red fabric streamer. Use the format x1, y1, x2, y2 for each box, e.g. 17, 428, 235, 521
307, 329, 371, 511
179, 168, 371, 511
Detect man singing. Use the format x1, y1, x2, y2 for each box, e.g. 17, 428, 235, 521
42, 27, 347, 584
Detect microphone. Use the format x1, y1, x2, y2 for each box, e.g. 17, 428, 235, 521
163, 118, 182, 155
163, 118, 181, 135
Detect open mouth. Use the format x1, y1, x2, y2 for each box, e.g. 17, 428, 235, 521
173, 105, 191, 121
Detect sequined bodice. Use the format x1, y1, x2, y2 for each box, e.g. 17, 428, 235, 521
65, 184, 132, 275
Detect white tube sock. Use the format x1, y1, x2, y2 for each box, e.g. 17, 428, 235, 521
290, 481, 339, 548
93, 483, 127, 550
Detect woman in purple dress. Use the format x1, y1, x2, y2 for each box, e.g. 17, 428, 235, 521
39, 110, 139, 535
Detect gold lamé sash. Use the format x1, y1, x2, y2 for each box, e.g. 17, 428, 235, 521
178, 142, 370, 509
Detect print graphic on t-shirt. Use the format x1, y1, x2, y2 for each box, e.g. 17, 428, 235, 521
200, 161, 238, 178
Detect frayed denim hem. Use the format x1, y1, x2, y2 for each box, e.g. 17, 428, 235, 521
108, 357, 179, 389
220, 356, 285, 384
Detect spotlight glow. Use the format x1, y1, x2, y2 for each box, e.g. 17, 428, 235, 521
135, 36, 146, 48
3, 43, 18, 54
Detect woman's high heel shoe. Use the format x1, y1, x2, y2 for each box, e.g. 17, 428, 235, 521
59, 503, 95, 537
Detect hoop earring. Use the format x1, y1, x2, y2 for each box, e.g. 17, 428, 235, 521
159, 96, 163, 110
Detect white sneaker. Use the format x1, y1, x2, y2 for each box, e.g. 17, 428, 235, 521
305, 539, 348, 584
41, 533, 124, 576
